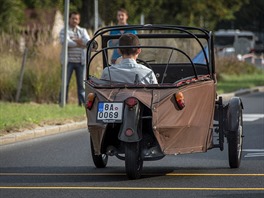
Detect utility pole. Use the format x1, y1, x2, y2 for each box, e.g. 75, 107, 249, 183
140, 13, 145, 25
60, 0, 70, 107
94, 0, 99, 32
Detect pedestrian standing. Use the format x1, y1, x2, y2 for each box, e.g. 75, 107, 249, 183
59, 11, 90, 106
109, 8, 137, 64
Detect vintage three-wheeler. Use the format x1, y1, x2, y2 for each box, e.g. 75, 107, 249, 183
84, 25, 243, 179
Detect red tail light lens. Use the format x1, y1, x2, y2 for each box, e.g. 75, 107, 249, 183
125, 97, 138, 108
86, 93, 96, 110
175, 92, 185, 110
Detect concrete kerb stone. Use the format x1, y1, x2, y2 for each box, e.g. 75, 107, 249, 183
0, 121, 87, 146
0, 86, 263, 146
219, 86, 264, 102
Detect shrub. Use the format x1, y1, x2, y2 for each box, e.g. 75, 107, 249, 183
0, 53, 21, 101
23, 44, 62, 103
215, 57, 261, 80
0, 43, 79, 103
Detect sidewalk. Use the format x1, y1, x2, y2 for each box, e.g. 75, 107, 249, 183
1, 86, 264, 146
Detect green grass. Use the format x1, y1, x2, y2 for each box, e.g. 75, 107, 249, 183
217, 73, 264, 94
0, 102, 86, 135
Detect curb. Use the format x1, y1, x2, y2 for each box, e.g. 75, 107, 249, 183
218, 86, 264, 101
1, 86, 263, 146
0, 121, 87, 146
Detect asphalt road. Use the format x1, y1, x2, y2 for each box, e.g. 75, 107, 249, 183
0, 92, 263, 198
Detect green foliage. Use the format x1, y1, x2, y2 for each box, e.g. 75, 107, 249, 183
88, 0, 247, 29
97, 0, 162, 25
78, 0, 248, 29
0, 0, 65, 33
23, 0, 63, 9
228, 0, 264, 32
0, 0, 25, 32
0, 0, 255, 32
151, 0, 249, 29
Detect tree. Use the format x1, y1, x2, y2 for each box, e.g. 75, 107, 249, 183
217, 0, 264, 33
0, 0, 25, 32
0, 0, 254, 33
146, 0, 249, 30
92, 0, 248, 30
22, 0, 64, 9
79, 0, 163, 29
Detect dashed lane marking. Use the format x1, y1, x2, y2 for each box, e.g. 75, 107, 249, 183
243, 114, 264, 122
243, 149, 264, 158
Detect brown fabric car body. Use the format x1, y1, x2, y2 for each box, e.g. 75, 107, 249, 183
86, 79, 216, 155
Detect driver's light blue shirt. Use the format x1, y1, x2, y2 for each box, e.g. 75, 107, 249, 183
101, 58, 158, 84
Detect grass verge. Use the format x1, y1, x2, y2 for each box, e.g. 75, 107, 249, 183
217, 73, 264, 94
0, 102, 86, 135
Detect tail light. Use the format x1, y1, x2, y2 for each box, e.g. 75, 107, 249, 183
86, 93, 96, 110
125, 97, 138, 108
174, 92, 185, 110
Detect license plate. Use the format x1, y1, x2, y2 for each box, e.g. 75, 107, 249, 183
96, 102, 124, 123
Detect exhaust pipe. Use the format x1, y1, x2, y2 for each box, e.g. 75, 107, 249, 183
106, 146, 117, 156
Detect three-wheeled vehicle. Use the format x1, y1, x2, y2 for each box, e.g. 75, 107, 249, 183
85, 25, 243, 179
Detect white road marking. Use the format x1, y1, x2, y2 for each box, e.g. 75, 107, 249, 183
243, 114, 264, 122
243, 149, 264, 158
243, 149, 264, 152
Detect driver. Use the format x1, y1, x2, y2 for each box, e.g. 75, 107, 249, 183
101, 34, 158, 84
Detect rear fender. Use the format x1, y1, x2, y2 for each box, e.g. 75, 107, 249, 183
118, 102, 142, 142
225, 97, 243, 132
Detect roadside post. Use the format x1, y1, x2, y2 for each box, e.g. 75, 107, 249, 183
94, 0, 98, 32
15, 48, 28, 102
60, 0, 70, 107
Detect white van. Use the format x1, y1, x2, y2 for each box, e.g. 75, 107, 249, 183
214, 29, 256, 56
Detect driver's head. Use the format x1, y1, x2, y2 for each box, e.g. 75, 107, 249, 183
119, 33, 140, 56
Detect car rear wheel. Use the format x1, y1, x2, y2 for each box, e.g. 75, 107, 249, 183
228, 107, 243, 168
125, 142, 143, 180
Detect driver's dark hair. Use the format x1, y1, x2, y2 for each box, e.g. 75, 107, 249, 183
119, 33, 140, 55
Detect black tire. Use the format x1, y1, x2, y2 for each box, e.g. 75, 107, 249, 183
90, 137, 108, 168
228, 108, 243, 168
125, 142, 143, 180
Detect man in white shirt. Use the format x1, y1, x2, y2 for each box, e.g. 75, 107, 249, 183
59, 11, 90, 106
101, 34, 158, 84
